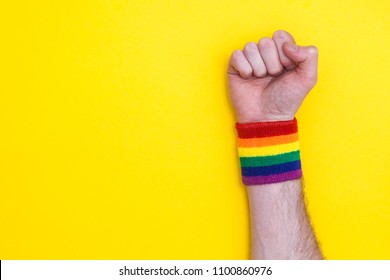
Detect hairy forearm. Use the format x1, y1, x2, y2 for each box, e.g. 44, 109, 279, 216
247, 178, 322, 259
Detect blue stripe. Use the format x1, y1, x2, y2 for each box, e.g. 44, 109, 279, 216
241, 160, 301, 176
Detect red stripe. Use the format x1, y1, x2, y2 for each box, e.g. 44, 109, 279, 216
236, 117, 298, 138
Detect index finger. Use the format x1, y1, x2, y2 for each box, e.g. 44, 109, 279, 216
272, 30, 297, 70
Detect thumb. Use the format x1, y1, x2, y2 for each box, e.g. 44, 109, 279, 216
283, 42, 318, 84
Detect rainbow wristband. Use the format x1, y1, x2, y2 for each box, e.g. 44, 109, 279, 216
235, 117, 302, 186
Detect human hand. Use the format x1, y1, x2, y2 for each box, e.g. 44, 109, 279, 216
227, 30, 318, 123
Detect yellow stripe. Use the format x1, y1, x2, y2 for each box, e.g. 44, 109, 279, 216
238, 141, 300, 157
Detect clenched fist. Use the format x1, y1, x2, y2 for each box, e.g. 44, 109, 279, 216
227, 30, 318, 123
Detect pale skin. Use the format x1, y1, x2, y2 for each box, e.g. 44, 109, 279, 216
227, 30, 322, 259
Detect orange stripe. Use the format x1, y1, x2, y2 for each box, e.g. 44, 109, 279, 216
238, 133, 298, 148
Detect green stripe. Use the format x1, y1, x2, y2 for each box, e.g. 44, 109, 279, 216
239, 150, 300, 167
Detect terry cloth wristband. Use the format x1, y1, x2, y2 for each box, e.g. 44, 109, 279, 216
235, 117, 302, 186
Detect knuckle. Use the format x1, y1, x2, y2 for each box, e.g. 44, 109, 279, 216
258, 37, 272, 48
231, 50, 242, 58
273, 30, 293, 42
273, 30, 283, 37
243, 42, 258, 53
307, 45, 318, 55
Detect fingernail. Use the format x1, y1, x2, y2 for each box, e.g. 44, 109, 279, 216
285, 42, 298, 52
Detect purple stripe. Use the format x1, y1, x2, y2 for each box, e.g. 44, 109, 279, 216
242, 169, 302, 185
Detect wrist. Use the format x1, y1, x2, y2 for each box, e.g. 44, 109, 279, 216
235, 117, 302, 186
237, 113, 295, 123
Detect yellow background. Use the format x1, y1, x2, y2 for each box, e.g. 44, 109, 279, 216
1, 0, 389, 259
